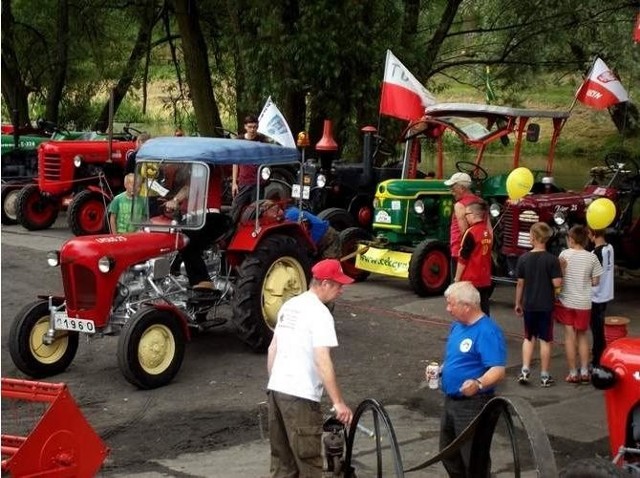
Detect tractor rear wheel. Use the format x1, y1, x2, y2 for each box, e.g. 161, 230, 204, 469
16, 184, 60, 230
9, 300, 79, 378
68, 190, 109, 236
318, 207, 355, 231
1, 183, 23, 225
233, 234, 311, 352
338, 227, 371, 282
409, 241, 450, 296
117, 307, 186, 389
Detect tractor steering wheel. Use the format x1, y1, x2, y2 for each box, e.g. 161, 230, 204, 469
605, 151, 639, 177
456, 161, 489, 182
123, 126, 143, 140
372, 135, 396, 167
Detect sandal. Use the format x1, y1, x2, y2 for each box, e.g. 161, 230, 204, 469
565, 374, 580, 384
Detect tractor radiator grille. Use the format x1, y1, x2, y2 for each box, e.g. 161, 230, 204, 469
501, 211, 514, 246
62, 263, 97, 310
43, 154, 62, 180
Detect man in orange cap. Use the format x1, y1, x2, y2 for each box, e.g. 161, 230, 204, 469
267, 259, 354, 477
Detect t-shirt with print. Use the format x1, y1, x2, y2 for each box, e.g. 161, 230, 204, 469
267, 291, 338, 402
440, 315, 506, 398
558, 248, 603, 310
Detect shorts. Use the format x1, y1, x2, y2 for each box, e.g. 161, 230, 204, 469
523, 310, 553, 342
553, 302, 590, 332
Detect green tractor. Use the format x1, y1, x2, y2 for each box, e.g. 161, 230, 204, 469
339, 103, 571, 296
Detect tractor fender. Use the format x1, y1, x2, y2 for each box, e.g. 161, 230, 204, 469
140, 302, 192, 341
226, 222, 315, 267
83, 184, 113, 200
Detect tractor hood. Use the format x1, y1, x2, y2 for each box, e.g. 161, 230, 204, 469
59, 231, 187, 265
58, 231, 187, 321
376, 179, 450, 199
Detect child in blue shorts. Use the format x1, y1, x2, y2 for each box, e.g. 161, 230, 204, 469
514, 222, 563, 387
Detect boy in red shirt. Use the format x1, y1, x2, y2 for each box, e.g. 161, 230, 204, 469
454, 201, 493, 315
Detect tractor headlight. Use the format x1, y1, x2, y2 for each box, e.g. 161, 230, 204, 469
47, 251, 60, 267
553, 211, 566, 225
316, 174, 327, 188
489, 203, 501, 218
261, 167, 272, 181
414, 199, 425, 214
98, 256, 115, 273
73, 155, 83, 168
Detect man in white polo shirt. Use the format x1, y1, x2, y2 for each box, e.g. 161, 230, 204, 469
267, 259, 354, 477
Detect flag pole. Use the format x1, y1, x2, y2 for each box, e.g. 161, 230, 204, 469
569, 56, 598, 113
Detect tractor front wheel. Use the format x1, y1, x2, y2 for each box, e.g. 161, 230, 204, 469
117, 307, 186, 389
9, 300, 79, 378
68, 190, 109, 236
16, 184, 60, 230
409, 241, 450, 297
233, 234, 311, 352
1, 183, 23, 225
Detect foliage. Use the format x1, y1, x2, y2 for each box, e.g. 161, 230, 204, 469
2, 0, 638, 150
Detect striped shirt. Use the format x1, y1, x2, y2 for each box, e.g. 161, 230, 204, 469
558, 248, 603, 310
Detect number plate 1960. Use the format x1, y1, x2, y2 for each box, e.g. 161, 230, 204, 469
54, 311, 96, 334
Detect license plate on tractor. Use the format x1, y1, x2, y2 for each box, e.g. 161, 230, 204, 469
54, 311, 96, 334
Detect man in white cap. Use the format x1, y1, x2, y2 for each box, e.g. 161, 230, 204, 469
444, 172, 482, 280
267, 259, 354, 477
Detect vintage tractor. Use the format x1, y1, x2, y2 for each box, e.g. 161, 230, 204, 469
339, 103, 573, 296
291, 121, 410, 231
493, 152, 640, 282
8, 137, 316, 389
1, 120, 86, 225
571, 337, 640, 475
14, 128, 140, 235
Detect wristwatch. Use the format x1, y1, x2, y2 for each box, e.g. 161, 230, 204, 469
475, 378, 484, 390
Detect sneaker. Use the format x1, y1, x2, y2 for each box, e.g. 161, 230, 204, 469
540, 376, 555, 388
517, 370, 530, 385
580, 373, 591, 384
565, 374, 581, 384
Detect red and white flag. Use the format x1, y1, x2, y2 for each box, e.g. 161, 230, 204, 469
379, 50, 436, 121
634, 12, 640, 43
575, 58, 629, 110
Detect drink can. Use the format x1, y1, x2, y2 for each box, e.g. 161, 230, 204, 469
425, 362, 440, 390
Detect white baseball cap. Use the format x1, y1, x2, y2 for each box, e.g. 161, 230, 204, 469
444, 172, 472, 187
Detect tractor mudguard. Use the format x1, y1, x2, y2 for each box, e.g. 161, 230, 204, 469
226, 222, 315, 266
141, 302, 192, 342
84, 184, 113, 200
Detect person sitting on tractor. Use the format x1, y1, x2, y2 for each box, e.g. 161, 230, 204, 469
164, 163, 226, 296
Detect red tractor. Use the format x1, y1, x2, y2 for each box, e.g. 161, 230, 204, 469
560, 337, 640, 475
8, 137, 315, 389
15, 129, 139, 235
492, 153, 640, 282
